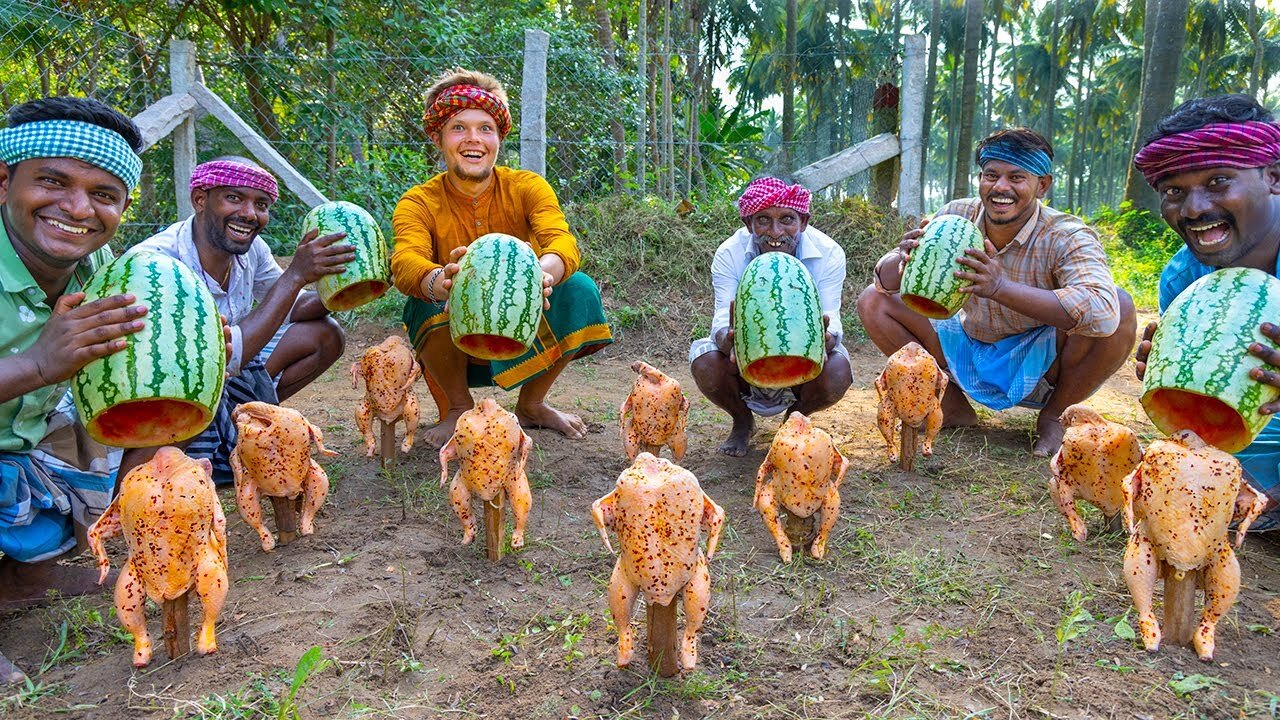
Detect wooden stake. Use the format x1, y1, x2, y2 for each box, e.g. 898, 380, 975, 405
484, 493, 506, 562
1162, 562, 1200, 648
898, 425, 918, 471
379, 418, 398, 468
646, 596, 679, 677
784, 512, 815, 553
270, 495, 299, 545
162, 591, 190, 660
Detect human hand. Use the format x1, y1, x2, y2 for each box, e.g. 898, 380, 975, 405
537, 253, 565, 311
823, 314, 837, 353
1134, 321, 1157, 381
288, 228, 355, 285
221, 315, 233, 376
895, 225, 925, 269
23, 292, 147, 386
1248, 322, 1280, 414
956, 239, 1007, 299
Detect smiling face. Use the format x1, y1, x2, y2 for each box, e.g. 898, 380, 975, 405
192, 185, 272, 256
1157, 164, 1280, 270
0, 156, 130, 280
432, 108, 501, 185
978, 159, 1051, 229
746, 206, 808, 255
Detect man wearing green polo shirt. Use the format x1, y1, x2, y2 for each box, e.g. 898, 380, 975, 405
0, 97, 148, 683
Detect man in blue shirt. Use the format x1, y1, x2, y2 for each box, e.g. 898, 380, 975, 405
1133, 94, 1280, 533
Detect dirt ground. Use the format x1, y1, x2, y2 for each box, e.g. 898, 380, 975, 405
4, 316, 1280, 719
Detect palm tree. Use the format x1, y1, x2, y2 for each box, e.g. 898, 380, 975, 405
1123, 0, 1191, 213
951, 0, 985, 198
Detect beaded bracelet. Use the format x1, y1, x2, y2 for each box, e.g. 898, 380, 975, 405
424, 267, 445, 302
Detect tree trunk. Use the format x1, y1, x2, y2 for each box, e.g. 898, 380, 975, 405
326, 25, 338, 193
1067, 27, 1088, 210
946, 54, 960, 198
951, 0, 984, 199
782, 0, 797, 172
1123, 0, 1190, 212
921, 0, 943, 195
1045, 0, 1062, 150
1247, 0, 1264, 98
985, 0, 1004, 136
596, 2, 627, 192
661, 0, 675, 200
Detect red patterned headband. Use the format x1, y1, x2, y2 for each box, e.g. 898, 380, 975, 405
422, 84, 512, 139
738, 177, 811, 219
190, 160, 279, 202
1134, 121, 1280, 188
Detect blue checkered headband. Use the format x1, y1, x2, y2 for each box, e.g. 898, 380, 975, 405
977, 142, 1052, 177
0, 119, 142, 191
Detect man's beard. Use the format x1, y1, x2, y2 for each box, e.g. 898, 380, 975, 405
202, 214, 256, 256
752, 233, 798, 254
450, 162, 494, 183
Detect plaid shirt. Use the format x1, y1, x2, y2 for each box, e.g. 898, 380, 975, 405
934, 198, 1120, 343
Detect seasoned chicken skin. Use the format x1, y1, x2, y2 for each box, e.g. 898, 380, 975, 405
875, 342, 946, 463
351, 335, 421, 456
1048, 405, 1142, 541
754, 413, 849, 562
231, 402, 338, 552
620, 361, 690, 460
87, 447, 228, 667
592, 453, 725, 671
439, 398, 533, 549
1122, 430, 1268, 661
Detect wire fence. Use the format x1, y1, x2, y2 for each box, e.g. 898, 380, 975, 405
1, 0, 887, 251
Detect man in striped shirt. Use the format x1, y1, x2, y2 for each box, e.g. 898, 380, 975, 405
859, 128, 1136, 457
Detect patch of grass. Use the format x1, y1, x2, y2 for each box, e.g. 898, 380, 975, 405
490, 611, 592, 671
39, 597, 133, 672
336, 288, 406, 329
0, 678, 66, 712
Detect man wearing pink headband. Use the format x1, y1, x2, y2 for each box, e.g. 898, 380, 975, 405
1133, 94, 1280, 534
392, 68, 612, 448
859, 127, 1136, 457
689, 176, 852, 456
129, 155, 354, 484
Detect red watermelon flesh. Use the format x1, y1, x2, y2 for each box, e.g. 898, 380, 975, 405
901, 294, 954, 319
456, 334, 529, 361
1144, 388, 1249, 452
89, 399, 213, 448
743, 355, 821, 388
325, 280, 390, 312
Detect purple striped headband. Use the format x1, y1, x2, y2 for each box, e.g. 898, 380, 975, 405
190, 160, 279, 202
1134, 121, 1280, 188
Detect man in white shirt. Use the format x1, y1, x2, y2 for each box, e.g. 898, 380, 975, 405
129, 156, 352, 482
690, 176, 852, 456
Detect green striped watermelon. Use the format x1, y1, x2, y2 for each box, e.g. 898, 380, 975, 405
448, 234, 543, 361
732, 252, 825, 389
71, 251, 226, 448
301, 201, 391, 311
900, 214, 984, 319
1142, 267, 1280, 453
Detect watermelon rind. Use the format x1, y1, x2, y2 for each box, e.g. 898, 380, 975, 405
900, 214, 984, 319
732, 252, 825, 389
302, 201, 392, 311
1141, 267, 1280, 453
448, 234, 544, 361
71, 251, 226, 448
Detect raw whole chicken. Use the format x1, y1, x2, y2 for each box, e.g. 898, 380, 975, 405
1048, 404, 1142, 541
875, 342, 946, 463
619, 361, 689, 460
231, 402, 337, 552
87, 447, 228, 667
592, 453, 725, 671
351, 335, 421, 456
439, 398, 533, 549
754, 413, 849, 562
1123, 430, 1269, 661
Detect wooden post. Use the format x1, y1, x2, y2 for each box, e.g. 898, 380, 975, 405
170, 39, 198, 219
162, 591, 191, 660
378, 418, 397, 468
898, 426, 919, 471
484, 494, 506, 562
520, 29, 550, 176
793, 133, 900, 192
1162, 563, 1200, 648
646, 597, 679, 677
784, 513, 814, 554
270, 495, 300, 545
897, 33, 926, 218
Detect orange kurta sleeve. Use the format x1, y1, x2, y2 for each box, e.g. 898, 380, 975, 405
514, 171, 581, 278
391, 179, 445, 299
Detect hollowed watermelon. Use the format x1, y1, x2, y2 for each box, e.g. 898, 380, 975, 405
72, 252, 226, 448
448, 234, 543, 361
302, 201, 391, 312
900, 214, 984, 319
1141, 267, 1280, 453
732, 252, 825, 389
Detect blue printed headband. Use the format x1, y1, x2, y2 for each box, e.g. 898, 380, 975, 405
0, 119, 142, 191
977, 142, 1052, 177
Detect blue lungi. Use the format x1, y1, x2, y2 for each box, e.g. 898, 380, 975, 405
931, 317, 1058, 411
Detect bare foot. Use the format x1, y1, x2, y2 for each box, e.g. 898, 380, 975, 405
717, 415, 754, 457
1, 651, 26, 685
0, 556, 112, 611
1032, 412, 1066, 458
516, 401, 588, 439
422, 406, 472, 449
941, 394, 979, 428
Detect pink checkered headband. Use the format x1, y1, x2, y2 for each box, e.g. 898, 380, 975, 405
737, 178, 811, 220
422, 84, 513, 139
189, 160, 279, 203
1133, 121, 1280, 188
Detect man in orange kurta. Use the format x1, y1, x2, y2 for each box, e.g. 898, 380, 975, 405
392, 69, 612, 448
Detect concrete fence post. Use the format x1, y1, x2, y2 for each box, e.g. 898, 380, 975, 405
898, 34, 926, 218
520, 29, 549, 176
170, 39, 198, 218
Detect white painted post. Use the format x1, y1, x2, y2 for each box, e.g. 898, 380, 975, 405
170, 39, 198, 218
897, 33, 926, 218
520, 29, 550, 176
